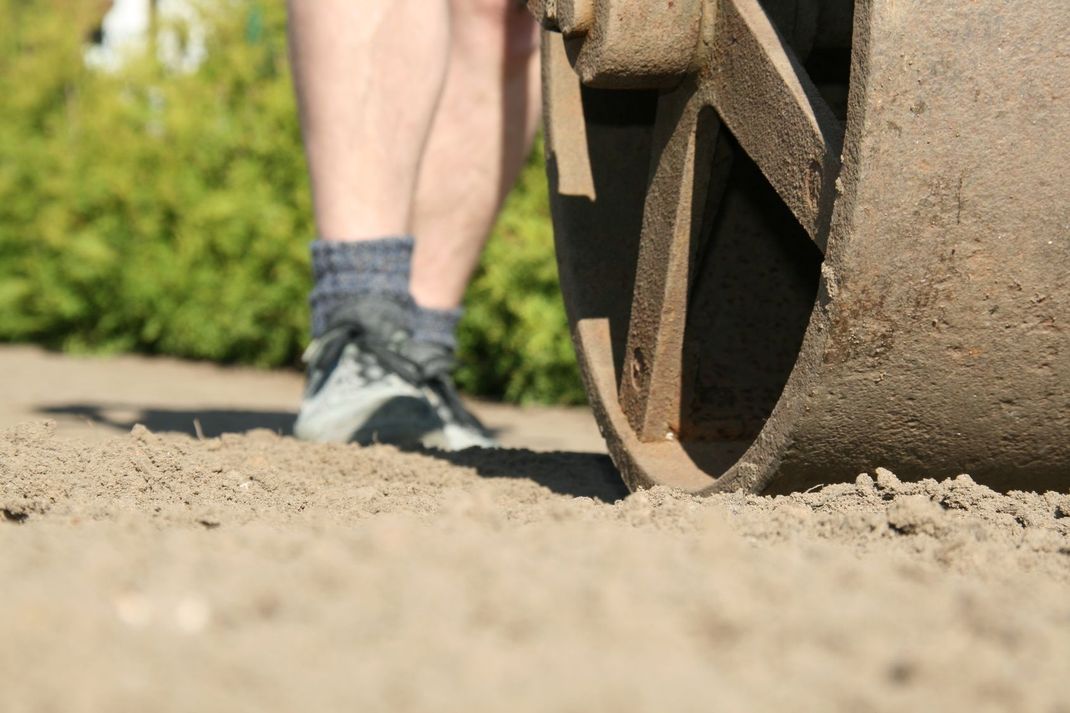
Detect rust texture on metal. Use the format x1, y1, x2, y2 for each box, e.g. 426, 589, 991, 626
528, 0, 593, 36
618, 81, 716, 442
562, 0, 707, 88
700, 0, 843, 245
539, 0, 1070, 494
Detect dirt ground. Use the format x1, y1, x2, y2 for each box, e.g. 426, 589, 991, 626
1, 347, 1069, 712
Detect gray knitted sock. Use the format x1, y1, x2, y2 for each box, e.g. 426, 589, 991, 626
412, 304, 463, 352
309, 237, 413, 337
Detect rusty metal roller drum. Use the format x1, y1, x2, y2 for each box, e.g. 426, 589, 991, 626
533, 0, 1070, 494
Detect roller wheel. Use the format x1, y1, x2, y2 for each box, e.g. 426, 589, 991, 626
542, 0, 1070, 494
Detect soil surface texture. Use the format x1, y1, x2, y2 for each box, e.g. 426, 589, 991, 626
1, 349, 1069, 712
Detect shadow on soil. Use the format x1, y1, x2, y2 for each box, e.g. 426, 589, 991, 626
42, 403, 296, 438
434, 448, 627, 503
39, 403, 628, 502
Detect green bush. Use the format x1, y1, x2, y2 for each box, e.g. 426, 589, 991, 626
0, 0, 584, 404
457, 143, 585, 405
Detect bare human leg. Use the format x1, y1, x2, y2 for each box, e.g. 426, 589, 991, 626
409, 0, 542, 310
290, 0, 528, 450
287, 0, 450, 243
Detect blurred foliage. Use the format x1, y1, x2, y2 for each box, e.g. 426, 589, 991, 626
457, 143, 585, 404
0, 0, 584, 404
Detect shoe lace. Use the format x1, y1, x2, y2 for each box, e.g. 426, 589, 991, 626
304, 319, 422, 386
303, 321, 485, 433
402, 341, 487, 433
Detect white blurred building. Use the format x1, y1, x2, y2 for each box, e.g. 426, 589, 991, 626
85, 0, 207, 73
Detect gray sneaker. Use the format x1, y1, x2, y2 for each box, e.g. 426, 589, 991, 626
294, 296, 497, 450
402, 340, 498, 451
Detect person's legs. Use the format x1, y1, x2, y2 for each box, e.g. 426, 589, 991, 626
409, 0, 541, 312
290, 0, 460, 447
287, 0, 450, 243
290, 0, 539, 449
403, 1, 540, 450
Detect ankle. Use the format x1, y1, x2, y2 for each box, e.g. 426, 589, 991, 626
411, 303, 463, 353
309, 237, 414, 337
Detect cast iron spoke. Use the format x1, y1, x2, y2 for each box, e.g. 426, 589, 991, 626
702, 0, 844, 249
619, 80, 717, 442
